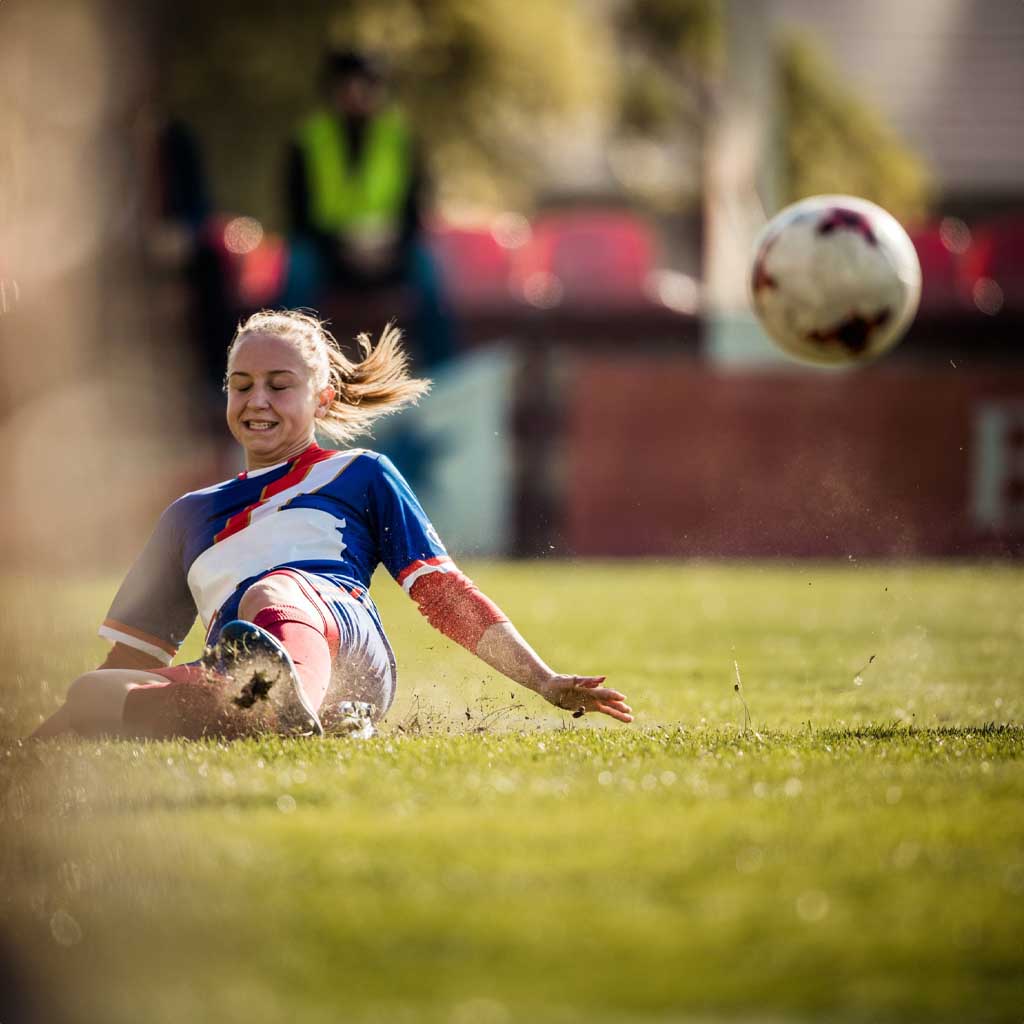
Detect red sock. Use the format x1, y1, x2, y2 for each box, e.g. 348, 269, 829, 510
251, 604, 334, 712
122, 665, 238, 740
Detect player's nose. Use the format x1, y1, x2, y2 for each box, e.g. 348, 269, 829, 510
244, 388, 272, 409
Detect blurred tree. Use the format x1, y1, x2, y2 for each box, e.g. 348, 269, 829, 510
779, 34, 931, 222
166, 0, 616, 224
618, 0, 723, 85
612, 0, 722, 209
612, 3, 930, 221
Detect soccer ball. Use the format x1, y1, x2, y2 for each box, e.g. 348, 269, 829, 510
749, 194, 922, 366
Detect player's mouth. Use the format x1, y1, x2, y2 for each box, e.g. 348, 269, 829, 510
243, 419, 279, 433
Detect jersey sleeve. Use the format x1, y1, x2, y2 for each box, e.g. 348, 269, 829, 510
368, 454, 454, 592
98, 499, 196, 665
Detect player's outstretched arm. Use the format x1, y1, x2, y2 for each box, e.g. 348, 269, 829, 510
474, 621, 633, 724
407, 571, 632, 723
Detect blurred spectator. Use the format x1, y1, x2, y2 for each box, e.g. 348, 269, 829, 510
138, 99, 233, 400
150, 119, 209, 236
282, 49, 455, 368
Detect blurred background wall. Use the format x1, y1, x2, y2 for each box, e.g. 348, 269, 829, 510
2, 0, 1022, 570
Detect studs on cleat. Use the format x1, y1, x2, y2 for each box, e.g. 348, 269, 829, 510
232, 670, 275, 709
201, 619, 325, 738
322, 700, 377, 739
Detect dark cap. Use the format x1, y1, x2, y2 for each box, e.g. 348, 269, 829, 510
322, 49, 385, 85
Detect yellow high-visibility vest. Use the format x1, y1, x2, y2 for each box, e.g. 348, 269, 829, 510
297, 108, 411, 233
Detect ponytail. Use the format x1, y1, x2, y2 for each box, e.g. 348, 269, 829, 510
319, 322, 430, 443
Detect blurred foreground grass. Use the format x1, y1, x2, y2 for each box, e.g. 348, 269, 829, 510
2, 563, 1022, 1023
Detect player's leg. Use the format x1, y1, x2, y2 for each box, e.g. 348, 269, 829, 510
116, 574, 339, 740
94, 658, 302, 742
218, 569, 393, 738
45, 569, 342, 743
313, 586, 396, 737
31, 610, 335, 741
29, 668, 171, 740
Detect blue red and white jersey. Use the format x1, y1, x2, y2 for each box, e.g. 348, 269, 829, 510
100, 444, 453, 665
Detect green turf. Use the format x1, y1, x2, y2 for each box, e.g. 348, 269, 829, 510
2, 563, 1022, 1023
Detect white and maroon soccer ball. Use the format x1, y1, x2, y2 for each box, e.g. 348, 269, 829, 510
749, 195, 922, 366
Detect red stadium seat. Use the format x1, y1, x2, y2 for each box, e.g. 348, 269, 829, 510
202, 214, 286, 310
909, 225, 971, 316
238, 234, 286, 308
427, 224, 515, 310
514, 210, 658, 309
201, 215, 239, 283
964, 218, 1024, 315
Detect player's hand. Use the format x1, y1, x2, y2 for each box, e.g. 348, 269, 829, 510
537, 674, 633, 723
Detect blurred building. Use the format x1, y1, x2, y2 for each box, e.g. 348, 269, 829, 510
775, 0, 1024, 210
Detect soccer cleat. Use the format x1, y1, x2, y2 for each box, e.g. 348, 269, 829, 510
202, 620, 324, 737
319, 699, 377, 740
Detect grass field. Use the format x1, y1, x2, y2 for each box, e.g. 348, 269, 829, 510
2, 562, 1022, 1023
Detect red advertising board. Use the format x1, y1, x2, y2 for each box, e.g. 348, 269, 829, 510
565, 359, 1024, 557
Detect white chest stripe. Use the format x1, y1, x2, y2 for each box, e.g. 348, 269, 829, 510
188, 507, 348, 627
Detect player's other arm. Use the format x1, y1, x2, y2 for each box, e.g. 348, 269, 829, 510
95, 498, 196, 673
408, 571, 633, 723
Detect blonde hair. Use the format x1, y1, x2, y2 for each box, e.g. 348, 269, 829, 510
226, 309, 431, 445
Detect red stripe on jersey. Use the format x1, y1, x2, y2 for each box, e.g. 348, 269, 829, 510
214, 445, 339, 543
396, 556, 452, 588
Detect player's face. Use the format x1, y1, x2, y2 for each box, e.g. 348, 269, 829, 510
225, 333, 332, 469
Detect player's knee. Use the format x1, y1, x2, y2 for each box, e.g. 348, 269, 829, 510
64, 672, 117, 726
65, 671, 101, 707
238, 575, 303, 621
63, 671, 141, 736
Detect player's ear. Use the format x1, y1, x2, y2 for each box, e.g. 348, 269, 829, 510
316, 386, 335, 418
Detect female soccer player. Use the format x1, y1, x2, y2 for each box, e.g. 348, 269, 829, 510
32, 310, 632, 740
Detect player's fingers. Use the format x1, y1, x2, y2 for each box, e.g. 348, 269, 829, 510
587, 686, 627, 703
574, 676, 606, 689
595, 701, 633, 723
598, 700, 632, 718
